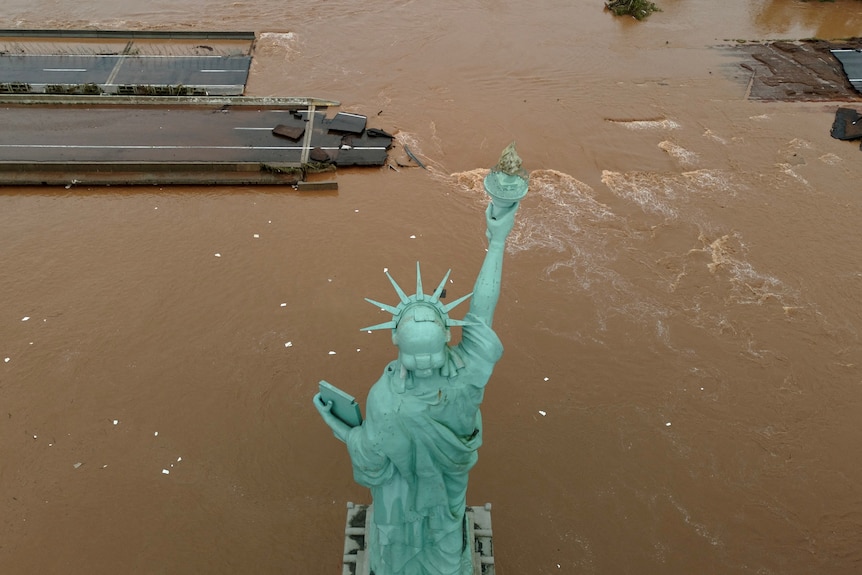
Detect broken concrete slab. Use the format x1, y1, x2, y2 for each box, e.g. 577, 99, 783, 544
830, 107, 862, 142
272, 123, 305, 140
734, 38, 862, 101
328, 111, 367, 134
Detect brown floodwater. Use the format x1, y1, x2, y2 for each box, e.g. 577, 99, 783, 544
2, 1, 862, 574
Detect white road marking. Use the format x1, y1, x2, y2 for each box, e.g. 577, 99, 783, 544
43, 68, 87, 72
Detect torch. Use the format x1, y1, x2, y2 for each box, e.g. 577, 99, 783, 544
483, 142, 529, 219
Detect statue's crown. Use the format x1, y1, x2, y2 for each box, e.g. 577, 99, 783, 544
361, 262, 474, 332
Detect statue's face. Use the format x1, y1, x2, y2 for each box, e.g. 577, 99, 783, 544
394, 306, 449, 379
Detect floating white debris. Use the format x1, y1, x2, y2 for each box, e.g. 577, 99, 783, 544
665, 422, 672, 427
253, 234, 260, 238
177, 457, 182, 462
4, 358, 9, 363
328, 351, 336, 355
356, 348, 361, 352
162, 469, 170, 475
33, 434, 37, 439
355, 209, 360, 213
214, 253, 221, 257
384, 267, 388, 273
268, 220, 272, 223
22, 316, 30, 321
73, 462, 82, 469
544, 377, 549, 381
328, 278, 332, 282
154, 431, 159, 437
284, 342, 293, 347
280, 303, 287, 307
539, 410, 547, 416
409, 235, 416, 239
112, 419, 119, 425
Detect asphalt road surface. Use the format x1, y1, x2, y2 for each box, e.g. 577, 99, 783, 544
0, 54, 251, 95
0, 105, 387, 165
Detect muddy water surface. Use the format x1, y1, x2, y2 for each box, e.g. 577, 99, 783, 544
2, 1, 862, 574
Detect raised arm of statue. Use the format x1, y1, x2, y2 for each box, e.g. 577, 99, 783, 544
469, 142, 528, 328
468, 201, 518, 328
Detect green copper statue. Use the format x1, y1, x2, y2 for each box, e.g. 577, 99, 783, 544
314, 143, 528, 575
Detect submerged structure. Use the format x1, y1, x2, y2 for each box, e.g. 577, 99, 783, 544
0, 29, 394, 187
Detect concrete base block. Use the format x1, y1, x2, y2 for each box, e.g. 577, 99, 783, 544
342, 502, 495, 575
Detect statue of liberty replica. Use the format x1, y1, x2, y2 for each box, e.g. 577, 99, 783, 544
314, 143, 528, 575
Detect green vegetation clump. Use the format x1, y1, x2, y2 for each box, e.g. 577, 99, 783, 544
605, 0, 661, 20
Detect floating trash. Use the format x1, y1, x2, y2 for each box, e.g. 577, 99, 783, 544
539, 410, 547, 416
214, 253, 221, 257
73, 462, 82, 469
285, 342, 293, 347
112, 419, 119, 425
162, 469, 170, 475
22, 316, 30, 321
328, 351, 336, 355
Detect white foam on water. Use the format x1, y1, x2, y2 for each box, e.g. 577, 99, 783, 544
447, 162, 802, 357
818, 153, 842, 166
601, 168, 736, 222
448, 167, 662, 333
702, 129, 729, 145
607, 118, 682, 131
256, 32, 301, 61
699, 232, 799, 308
777, 163, 809, 187
659, 140, 699, 168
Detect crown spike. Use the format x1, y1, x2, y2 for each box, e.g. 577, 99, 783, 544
415, 261, 425, 301
360, 320, 398, 332
446, 318, 479, 327
430, 269, 451, 304
385, 270, 410, 304
364, 297, 400, 315
442, 291, 473, 313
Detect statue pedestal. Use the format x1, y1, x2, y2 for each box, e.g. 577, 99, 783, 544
341, 502, 496, 575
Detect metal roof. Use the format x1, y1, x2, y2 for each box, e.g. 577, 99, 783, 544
832, 49, 862, 94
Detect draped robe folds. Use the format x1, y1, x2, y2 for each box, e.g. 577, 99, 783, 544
346, 314, 503, 575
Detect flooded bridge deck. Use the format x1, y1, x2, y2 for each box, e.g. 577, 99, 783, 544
0, 30, 392, 187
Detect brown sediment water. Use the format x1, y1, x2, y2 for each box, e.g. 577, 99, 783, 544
2, 1, 862, 573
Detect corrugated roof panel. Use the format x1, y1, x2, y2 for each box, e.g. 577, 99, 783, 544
832, 49, 862, 93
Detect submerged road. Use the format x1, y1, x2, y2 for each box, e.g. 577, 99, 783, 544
0, 104, 388, 166
0, 54, 252, 95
